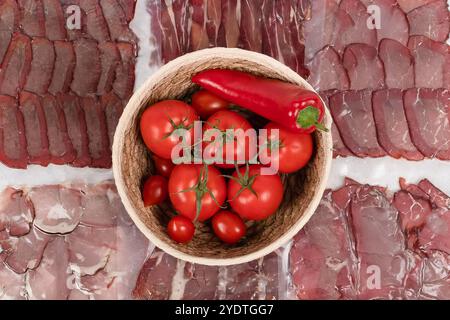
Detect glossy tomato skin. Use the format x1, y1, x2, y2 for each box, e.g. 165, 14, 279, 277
140, 100, 199, 159
153, 154, 175, 178
192, 89, 229, 119
142, 175, 168, 206
203, 110, 257, 168
167, 216, 195, 243
260, 122, 313, 173
211, 210, 246, 244
228, 165, 283, 221
168, 164, 226, 222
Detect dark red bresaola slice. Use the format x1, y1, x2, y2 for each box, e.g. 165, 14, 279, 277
97, 42, 120, 96
372, 89, 423, 160
71, 38, 101, 97
82, 96, 111, 168
0, 95, 27, 168
118, 0, 136, 22
308, 46, 349, 91
379, 39, 414, 89
407, 0, 450, 42
113, 42, 135, 100
42, 0, 67, 40
101, 92, 124, 150
18, 0, 45, 37
0, 0, 19, 65
100, 0, 136, 43
403, 88, 450, 160
79, 0, 110, 42
19, 92, 50, 166
24, 38, 55, 95
0, 32, 32, 97
48, 41, 75, 95
330, 90, 385, 157
57, 93, 91, 167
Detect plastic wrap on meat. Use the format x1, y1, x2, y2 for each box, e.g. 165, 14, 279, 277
80, 183, 122, 227
79, 0, 111, 42
97, 42, 120, 96
18, 0, 45, 38
42, 0, 66, 41
0, 187, 33, 237
71, 38, 101, 97
403, 88, 450, 160
378, 39, 414, 89
24, 38, 55, 96
0, 0, 19, 66
407, 0, 450, 42
0, 262, 26, 300
372, 89, 423, 160
48, 41, 75, 95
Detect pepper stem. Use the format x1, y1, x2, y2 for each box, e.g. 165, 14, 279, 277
296, 106, 329, 132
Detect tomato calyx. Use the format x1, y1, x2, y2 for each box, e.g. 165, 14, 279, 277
163, 116, 195, 139
225, 164, 259, 200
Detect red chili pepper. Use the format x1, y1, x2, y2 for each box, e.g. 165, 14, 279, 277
192, 69, 328, 133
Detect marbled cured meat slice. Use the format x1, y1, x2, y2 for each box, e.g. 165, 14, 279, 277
57, 93, 91, 167
182, 263, 220, 300
100, 0, 136, 43
261, 252, 280, 300
0, 96, 27, 168
307, 46, 349, 91
379, 39, 414, 89
19, 92, 50, 166
0, 0, 19, 65
80, 183, 122, 227
118, 0, 136, 22
417, 251, 450, 300
221, 0, 241, 48
329, 90, 385, 157
393, 190, 431, 231
397, 0, 436, 12
71, 38, 101, 97
223, 261, 260, 300
240, 0, 262, 52
101, 92, 123, 150
172, 0, 191, 52
79, 0, 110, 42
27, 236, 70, 300
24, 38, 55, 95
403, 88, 450, 160
205, 0, 223, 47
418, 179, 450, 209
372, 89, 423, 160
48, 41, 75, 95
42, 0, 66, 40
0, 187, 33, 237
0, 33, 32, 97
42, 95, 76, 164
189, 0, 209, 51
342, 44, 385, 90
18, 0, 45, 37
97, 42, 120, 96
0, 262, 26, 300
82, 97, 111, 168
407, 0, 450, 42
112, 42, 135, 100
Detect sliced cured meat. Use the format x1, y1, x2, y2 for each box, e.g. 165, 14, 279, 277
0, 262, 26, 300
334, 0, 378, 55
0, 33, 32, 97
118, 0, 136, 22
57, 94, 91, 167
0, 187, 33, 237
408, 36, 450, 89
19, 92, 50, 166
331, 178, 361, 212
342, 44, 385, 90
0, 231, 17, 262
397, 0, 436, 12
42, 95, 76, 164
307, 46, 349, 91
0, 96, 27, 168
27, 236, 70, 300
290, 191, 356, 299
100, 0, 136, 43
189, 0, 209, 51
68, 289, 91, 300
29, 185, 83, 234
289, 0, 309, 78
240, 0, 262, 52
5, 227, 51, 274
48, 41, 75, 95
101, 92, 124, 150
329, 90, 386, 157
372, 89, 423, 160
71, 39, 101, 97
172, 0, 191, 52
0, 0, 19, 65
418, 179, 450, 209
350, 185, 408, 299
62, 0, 87, 41
223, 261, 260, 300
417, 251, 450, 300
97, 42, 120, 95
81, 97, 111, 168
393, 189, 431, 231
403, 88, 450, 160
221, 0, 241, 48
407, 0, 450, 42
206, 0, 223, 47
18, 0, 45, 37
182, 263, 219, 300
112, 43, 135, 100
42, 0, 66, 40
24, 38, 55, 95
80, 183, 122, 227
379, 39, 414, 89
79, 0, 110, 42
260, 252, 280, 300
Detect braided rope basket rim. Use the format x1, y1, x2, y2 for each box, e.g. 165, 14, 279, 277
112, 48, 333, 266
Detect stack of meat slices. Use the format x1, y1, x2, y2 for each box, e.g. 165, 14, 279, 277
0, 0, 137, 168
304, 0, 449, 160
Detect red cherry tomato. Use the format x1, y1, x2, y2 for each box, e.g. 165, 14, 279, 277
167, 216, 195, 243
191, 89, 229, 119
153, 154, 175, 178
140, 100, 199, 159
211, 210, 246, 244
260, 122, 313, 173
142, 175, 168, 206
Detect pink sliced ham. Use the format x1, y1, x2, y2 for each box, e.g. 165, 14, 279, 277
24, 38, 55, 96
0, 187, 33, 237
403, 88, 450, 160
0, 0, 19, 66
19, 92, 50, 166
97, 42, 120, 96
29, 185, 83, 234
100, 0, 136, 43
48, 41, 75, 95
79, 0, 110, 42
379, 39, 414, 89
417, 251, 450, 300
372, 89, 423, 160
80, 183, 122, 227
0, 95, 27, 168
42, 0, 66, 41
0, 262, 26, 300
0, 32, 32, 97
18, 0, 45, 37
397, 0, 436, 12
112, 42, 135, 100
101, 92, 124, 150
342, 44, 385, 90
330, 90, 386, 157
71, 38, 101, 97
407, 0, 450, 42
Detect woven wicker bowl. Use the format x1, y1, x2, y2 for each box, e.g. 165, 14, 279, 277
112, 48, 333, 266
